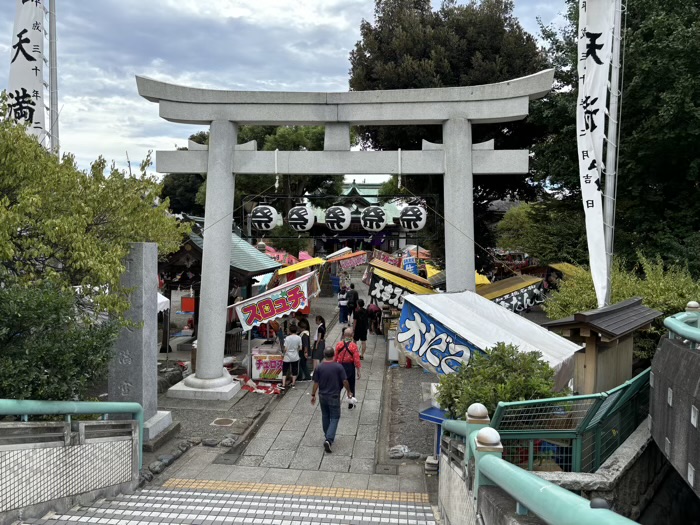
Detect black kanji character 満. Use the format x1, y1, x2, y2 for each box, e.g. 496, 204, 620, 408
8, 88, 36, 123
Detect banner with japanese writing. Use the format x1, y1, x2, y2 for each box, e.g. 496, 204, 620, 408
371, 248, 400, 267
234, 271, 319, 331
338, 252, 367, 270
8, 0, 46, 143
402, 256, 418, 275
397, 301, 477, 375
577, 0, 614, 307
369, 272, 410, 309
492, 281, 545, 313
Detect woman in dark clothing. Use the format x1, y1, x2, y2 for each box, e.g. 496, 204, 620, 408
353, 299, 369, 360
311, 315, 327, 374
297, 319, 312, 381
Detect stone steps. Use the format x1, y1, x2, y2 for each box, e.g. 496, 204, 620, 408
25, 486, 436, 525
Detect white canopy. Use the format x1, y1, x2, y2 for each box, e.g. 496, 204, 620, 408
157, 293, 170, 313
403, 291, 582, 371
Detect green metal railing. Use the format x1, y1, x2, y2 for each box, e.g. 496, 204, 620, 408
664, 310, 700, 348
441, 419, 636, 524
489, 368, 650, 473
0, 399, 144, 468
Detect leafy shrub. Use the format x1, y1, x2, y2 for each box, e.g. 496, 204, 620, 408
544, 256, 700, 359
436, 342, 558, 419
0, 276, 118, 400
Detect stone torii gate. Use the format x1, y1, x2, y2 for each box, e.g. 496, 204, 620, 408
136, 70, 553, 399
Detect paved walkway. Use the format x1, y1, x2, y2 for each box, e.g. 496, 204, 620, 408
158, 277, 428, 495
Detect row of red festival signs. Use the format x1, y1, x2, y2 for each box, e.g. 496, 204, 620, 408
372, 248, 401, 267
233, 271, 320, 331
338, 252, 368, 270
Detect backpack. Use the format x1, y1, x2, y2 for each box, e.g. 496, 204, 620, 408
340, 341, 355, 361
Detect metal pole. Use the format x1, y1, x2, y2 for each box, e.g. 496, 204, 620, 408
48, 0, 59, 155
603, 0, 624, 305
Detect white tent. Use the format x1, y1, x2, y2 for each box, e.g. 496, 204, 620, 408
157, 292, 170, 313
400, 291, 581, 383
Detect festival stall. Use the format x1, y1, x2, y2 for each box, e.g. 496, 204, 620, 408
397, 291, 581, 389
476, 274, 544, 313
232, 271, 321, 382
327, 250, 368, 270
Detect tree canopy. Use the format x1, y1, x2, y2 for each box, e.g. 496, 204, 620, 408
529, 0, 700, 275
350, 0, 547, 266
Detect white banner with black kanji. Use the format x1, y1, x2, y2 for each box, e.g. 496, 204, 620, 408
8, 0, 46, 143
577, 0, 614, 307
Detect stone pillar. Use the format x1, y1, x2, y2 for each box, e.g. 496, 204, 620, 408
183, 120, 237, 391
109, 242, 172, 440
443, 118, 475, 292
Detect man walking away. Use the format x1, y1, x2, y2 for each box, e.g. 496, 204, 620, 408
335, 328, 361, 409
282, 324, 302, 390
353, 299, 369, 359
311, 347, 353, 453
346, 283, 359, 323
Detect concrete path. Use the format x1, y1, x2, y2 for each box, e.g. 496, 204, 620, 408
158, 277, 428, 495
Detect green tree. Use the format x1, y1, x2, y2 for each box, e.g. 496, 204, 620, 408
436, 342, 558, 418
350, 0, 547, 266
496, 200, 588, 264
544, 256, 700, 359
530, 0, 700, 275
161, 172, 205, 216
0, 94, 187, 399
0, 276, 119, 400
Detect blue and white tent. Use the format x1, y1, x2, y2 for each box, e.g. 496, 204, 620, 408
398, 291, 581, 387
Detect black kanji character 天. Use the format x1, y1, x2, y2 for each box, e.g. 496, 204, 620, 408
582, 31, 604, 65
11, 29, 36, 64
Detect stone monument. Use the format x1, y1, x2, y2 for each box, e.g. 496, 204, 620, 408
108, 242, 173, 440
136, 70, 554, 399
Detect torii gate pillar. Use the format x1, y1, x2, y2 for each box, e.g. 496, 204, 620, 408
443, 118, 475, 293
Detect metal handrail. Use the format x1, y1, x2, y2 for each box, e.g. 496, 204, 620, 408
664, 312, 700, 343
477, 453, 636, 524
0, 399, 143, 468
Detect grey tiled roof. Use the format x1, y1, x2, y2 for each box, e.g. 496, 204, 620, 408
189, 232, 281, 278
543, 297, 662, 340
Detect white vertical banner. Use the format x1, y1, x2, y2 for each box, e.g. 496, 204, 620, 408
7, 0, 46, 143
577, 0, 614, 307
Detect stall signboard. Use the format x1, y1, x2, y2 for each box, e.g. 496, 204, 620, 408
493, 281, 545, 313
234, 271, 319, 331
252, 354, 284, 381
339, 252, 368, 270
372, 248, 401, 267
397, 301, 479, 375
402, 256, 418, 275
369, 272, 409, 309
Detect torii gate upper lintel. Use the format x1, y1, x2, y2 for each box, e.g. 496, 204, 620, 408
136, 70, 554, 397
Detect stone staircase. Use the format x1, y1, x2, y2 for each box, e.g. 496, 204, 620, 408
21, 483, 436, 524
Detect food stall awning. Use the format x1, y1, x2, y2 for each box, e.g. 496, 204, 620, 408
327, 250, 366, 263
549, 263, 582, 278
324, 247, 352, 260
397, 291, 581, 378
277, 257, 325, 276
327, 250, 368, 269
233, 271, 320, 331
476, 275, 542, 300
370, 268, 435, 308
369, 259, 432, 287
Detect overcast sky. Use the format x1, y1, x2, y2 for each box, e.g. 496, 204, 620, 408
2, 0, 566, 174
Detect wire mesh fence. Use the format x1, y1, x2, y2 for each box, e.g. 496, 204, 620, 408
492, 368, 650, 473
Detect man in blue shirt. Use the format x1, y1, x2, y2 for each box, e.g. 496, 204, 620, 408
311, 347, 353, 453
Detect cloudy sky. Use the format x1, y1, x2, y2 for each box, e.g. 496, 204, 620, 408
2, 0, 566, 174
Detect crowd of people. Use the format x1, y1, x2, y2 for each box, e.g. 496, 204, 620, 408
266, 275, 382, 453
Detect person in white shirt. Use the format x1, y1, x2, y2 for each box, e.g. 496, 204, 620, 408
338, 286, 349, 324
282, 324, 302, 390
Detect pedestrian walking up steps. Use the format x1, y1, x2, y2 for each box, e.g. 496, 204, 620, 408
21, 479, 437, 525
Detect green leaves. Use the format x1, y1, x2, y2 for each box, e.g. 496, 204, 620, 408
436, 342, 558, 419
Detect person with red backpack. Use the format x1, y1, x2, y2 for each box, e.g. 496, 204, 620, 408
334, 327, 362, 409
